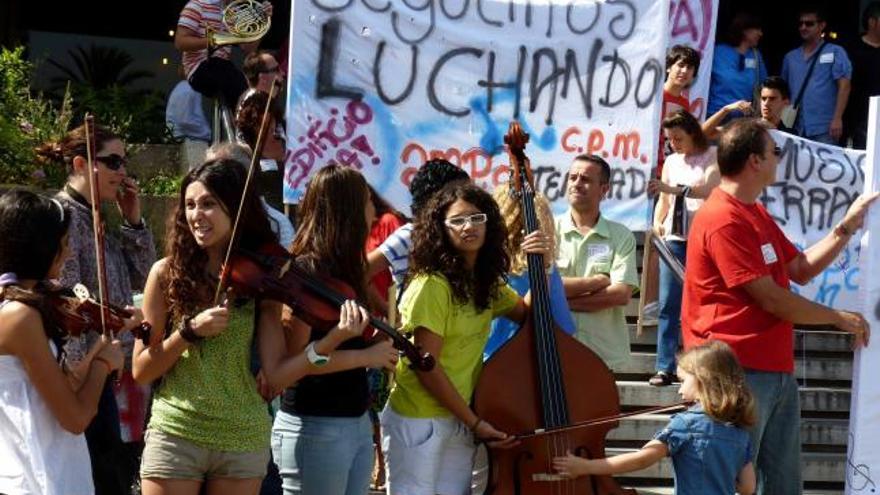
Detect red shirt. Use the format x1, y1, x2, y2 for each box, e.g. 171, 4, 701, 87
366, 212, 406, 301
682, 189, 801, 372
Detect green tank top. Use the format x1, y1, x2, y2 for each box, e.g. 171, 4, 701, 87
149, 300, 270, 452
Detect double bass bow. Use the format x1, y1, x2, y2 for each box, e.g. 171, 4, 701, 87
473, 122, 636, 495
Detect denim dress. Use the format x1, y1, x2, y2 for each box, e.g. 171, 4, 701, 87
654, 405, 752, 495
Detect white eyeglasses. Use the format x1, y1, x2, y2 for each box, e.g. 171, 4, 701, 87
444, 213, 487, 229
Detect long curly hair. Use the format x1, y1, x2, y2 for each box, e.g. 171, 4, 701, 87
492, 182, 557, 275
164, 159, 277, 322
289, 165, 371, 301
408, 182, 509, 311
677, 340, 757, 427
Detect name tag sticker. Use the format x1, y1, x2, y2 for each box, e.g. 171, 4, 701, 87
819, 52, 835, 64
588, 243, 611, 261
744, 58, 757, 69
761, 243, 778, 265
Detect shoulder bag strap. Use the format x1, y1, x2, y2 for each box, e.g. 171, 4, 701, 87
793, 42, 827, 110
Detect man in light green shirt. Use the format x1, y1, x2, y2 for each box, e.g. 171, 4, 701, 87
555, 154, 639, 370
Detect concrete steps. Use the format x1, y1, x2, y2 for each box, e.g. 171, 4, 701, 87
607, 414, 849, 447
611, 287, 853, 492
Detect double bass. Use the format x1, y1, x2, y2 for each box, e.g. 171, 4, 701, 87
473, 122, 636, 495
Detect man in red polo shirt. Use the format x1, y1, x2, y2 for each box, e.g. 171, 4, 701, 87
682, 119, 877, 495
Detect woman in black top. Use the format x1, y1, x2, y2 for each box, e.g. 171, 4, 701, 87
272, 165, 398, 495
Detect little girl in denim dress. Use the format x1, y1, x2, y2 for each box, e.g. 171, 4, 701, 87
553, 340, 757, 495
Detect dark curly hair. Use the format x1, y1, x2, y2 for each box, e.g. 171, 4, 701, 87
290, 165, 371, 301
165, 158, 277, 322
409, 158, 470, 216
408, 182, 509, 311
235, 89, 284, 150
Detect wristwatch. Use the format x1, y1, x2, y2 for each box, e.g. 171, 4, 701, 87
305, 341, 330, 367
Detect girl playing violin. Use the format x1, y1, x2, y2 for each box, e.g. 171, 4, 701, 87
381, 182, 550, 495
37, 122, 157, 494
133, 159, 366, 494
553, 340, 757, 495
272, 164, 398, 495
0, 190, 131, 495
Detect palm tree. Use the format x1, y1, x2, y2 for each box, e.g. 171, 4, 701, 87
47, 44, 153, 92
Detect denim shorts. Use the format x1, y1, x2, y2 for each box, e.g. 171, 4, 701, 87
140, 428, 269, 481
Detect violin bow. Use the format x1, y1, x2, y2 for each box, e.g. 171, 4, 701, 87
514, 401, 695, 440
213, 77, 279, 306
83, 114, 111, 337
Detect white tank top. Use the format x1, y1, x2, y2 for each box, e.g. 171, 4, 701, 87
0, 339, 94, 495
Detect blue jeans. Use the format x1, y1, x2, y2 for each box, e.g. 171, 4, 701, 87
271, 410, 374, 495
744, 370, 802, 495
655, 240, 686, 373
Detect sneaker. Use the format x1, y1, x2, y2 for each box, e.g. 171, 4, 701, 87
648, 371, 676, 387
641, 301, 659, 326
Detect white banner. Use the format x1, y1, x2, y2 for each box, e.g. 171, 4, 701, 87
667, 0, 719, 120
284, 0, 671, 231
762, 130, 866, 311
846, 96, 880, 495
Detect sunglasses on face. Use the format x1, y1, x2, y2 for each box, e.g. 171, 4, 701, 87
444, 213, 488, 229
799, 20, 817, 27
95, 154, 127, 171
259, 65, 280, 74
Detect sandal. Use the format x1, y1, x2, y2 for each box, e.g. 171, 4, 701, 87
648, 371, 676, 387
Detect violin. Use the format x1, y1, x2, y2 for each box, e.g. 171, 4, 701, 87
222, 243, 435, 371
4, 283, 150, 341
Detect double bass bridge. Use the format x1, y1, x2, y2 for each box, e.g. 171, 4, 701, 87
531, 473, 568, 482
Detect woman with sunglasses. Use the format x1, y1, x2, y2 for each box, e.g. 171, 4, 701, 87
36, 123, 156, 494
381, 182, 550, 495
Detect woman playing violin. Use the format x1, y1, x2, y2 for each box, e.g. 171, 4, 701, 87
134, 159, 370, 494
0, 190, 134, 495
272, 164, 398, 495
37, 123, 157, 494
381, 182, 550, 495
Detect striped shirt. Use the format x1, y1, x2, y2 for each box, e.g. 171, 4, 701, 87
378, 223, 413, 285
178, 0, 232, 78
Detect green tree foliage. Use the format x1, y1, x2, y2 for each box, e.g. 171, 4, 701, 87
0, 46, 72, 186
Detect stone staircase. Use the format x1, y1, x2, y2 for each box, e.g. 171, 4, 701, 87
613, 305, 854, 494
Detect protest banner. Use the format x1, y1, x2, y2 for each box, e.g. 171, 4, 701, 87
667, 0, 719, 120
284, 0, 670, 231
846, 96, 879, 495
764, 130, 866, 311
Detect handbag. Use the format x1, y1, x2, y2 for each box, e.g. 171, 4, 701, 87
782, 42, 827, 128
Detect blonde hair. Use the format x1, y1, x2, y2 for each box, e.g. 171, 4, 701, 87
677, 340, 757, 427
492, 181, 557, 274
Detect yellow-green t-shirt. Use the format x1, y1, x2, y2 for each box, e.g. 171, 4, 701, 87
389, 274, 519, 418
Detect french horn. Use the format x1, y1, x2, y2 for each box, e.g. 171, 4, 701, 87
208, 0, 271, 48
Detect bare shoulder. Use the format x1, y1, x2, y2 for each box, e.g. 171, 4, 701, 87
149, 257, 172, 281
0, 300, 45, 350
